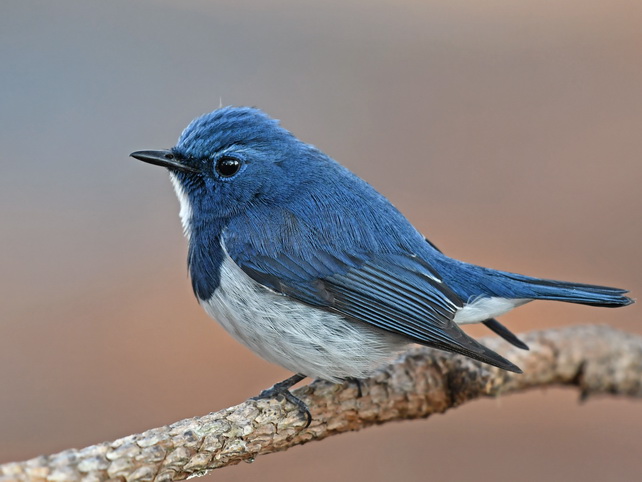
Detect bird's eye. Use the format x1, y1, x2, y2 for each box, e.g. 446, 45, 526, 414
215, 156, 241, 177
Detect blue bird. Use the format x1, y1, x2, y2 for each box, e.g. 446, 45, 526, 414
131, 106, 633, 421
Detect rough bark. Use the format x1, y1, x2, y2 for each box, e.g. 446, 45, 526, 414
1, 325, 641, 482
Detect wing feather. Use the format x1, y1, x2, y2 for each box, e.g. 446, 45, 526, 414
234, 248, 521, 372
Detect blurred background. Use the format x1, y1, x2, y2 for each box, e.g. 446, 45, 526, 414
1, 1, 640, 480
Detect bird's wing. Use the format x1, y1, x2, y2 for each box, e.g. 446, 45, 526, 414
225, 227, 521, 373
422, 239, 529, 350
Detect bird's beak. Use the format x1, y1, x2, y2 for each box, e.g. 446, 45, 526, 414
130, 150, 199, 173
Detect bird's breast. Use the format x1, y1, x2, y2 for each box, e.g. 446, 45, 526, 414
198, 246, 407, 381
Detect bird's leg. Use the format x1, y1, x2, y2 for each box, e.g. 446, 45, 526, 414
253, 373, 311, 427
343, 377, 363, 397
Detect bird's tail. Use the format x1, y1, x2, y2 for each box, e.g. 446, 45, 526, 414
490, 271, 634, 307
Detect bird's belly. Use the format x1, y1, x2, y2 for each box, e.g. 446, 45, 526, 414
199, 254, 406, 382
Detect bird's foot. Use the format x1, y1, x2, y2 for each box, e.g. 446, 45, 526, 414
253, 373, 311, 427
343, 377, 363, 397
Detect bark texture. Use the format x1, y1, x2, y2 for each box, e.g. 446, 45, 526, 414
1, 325, 641, 482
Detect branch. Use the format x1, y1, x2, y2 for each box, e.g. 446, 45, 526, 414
2, 325, 641, 481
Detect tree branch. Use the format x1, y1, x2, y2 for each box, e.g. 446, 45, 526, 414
2, 325, 641, 481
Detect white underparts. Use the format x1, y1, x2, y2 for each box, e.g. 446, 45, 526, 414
200, 245, 407, 381
454, 297, 530, 324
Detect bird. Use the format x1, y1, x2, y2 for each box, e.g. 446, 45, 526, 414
131, 106, 633, 422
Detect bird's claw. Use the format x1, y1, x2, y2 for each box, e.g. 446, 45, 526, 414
344, 377, 363, 397
252, 373, 311, 428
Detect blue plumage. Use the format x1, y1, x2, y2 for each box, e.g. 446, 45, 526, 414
131, 106, 633, 390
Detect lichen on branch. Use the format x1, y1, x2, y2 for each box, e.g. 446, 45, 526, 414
1, 325, 641, 482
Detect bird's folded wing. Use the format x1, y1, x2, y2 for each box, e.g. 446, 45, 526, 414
236, 249, 522, 373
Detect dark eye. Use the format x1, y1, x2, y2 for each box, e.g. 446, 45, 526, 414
215, 156, 241, 177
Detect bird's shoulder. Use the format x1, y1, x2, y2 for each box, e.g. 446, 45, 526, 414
221, 177, 454, 308
225, 168, 425, 264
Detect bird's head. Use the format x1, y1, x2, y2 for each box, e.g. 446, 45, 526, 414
131, 106, 320, 231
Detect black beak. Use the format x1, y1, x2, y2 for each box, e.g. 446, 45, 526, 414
130, 150, 199, 173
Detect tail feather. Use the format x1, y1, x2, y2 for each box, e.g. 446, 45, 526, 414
501, 273, 634, 307
429, 254, 633, 308
483, 318, 529, 350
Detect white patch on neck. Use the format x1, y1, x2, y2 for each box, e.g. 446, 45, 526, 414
454, 297, 529, 324
169, 172, 193, 239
